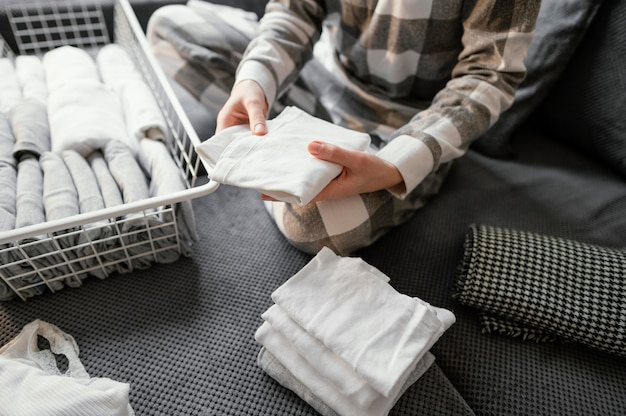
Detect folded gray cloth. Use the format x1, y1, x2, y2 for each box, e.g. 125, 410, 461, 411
63, 150, 116, 279
103, 140, 166, 270
10, 97, 51, 162
40, 151, 86, 286
455, 224, 626, 357
139, 138, 196, 258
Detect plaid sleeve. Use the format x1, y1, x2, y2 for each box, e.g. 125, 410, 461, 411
235, 0, 325, 107
378, 0, 540, 198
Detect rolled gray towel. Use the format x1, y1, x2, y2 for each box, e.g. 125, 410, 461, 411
40, 151, 86, 285
14, 156, 65, 296
63, 150, 116, 279
10, 97, 51, 162
0, 160, 17, 300
139, 138, 194, 260
103, 140, 164, 270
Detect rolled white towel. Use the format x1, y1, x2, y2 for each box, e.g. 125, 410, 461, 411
15, 55, 47, 104
97, 44, 168, 142
121, 79, 168, 141
42, 45, 100, 92
0, 58, 23, 115
47, 79, 130, 156
96, 43, 143, 94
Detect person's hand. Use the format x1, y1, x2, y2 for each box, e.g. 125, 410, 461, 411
262, 141, 405, 203
216, 80, 268, 135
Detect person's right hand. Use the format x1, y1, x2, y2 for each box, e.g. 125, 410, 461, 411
216, 79, 268, 135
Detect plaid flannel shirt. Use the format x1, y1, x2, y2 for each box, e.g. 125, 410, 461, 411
236, 0, 540, 197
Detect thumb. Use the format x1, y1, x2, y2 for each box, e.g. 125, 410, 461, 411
249, 111, 267, 135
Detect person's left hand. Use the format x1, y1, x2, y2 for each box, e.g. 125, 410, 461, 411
261, 140, 405, 203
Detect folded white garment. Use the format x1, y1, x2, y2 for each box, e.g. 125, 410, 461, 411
15, 55, 48, 103
42, 45, 100, 92
255, 321, 435, 416
262, 304, 380, 409
195, 106, 371, 205
0, 320, 135, 416
0, 58, 22, 115
271, 247, 456, 397
47, 79, 129, 156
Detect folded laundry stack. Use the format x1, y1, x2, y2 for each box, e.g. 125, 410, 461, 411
255, 247, 455, 416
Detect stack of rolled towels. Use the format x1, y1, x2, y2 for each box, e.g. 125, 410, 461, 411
255, 247, 455, 416
0, 44, 195, 300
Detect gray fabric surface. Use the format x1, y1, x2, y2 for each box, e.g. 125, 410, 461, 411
471, 0, 603, 156
0, 128, 624, 415
532, 0, 626, 177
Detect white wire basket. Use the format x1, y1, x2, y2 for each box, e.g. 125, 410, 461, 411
0, 0, 219, 301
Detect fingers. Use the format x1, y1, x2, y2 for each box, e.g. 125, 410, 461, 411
308, 141, 355, 166
216, 80, 268, 134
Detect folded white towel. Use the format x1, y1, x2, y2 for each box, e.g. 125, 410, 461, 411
195, 106, 371, 205
42, 45, 100, 92
255, 321, 435, 416
15, 55, 47, 103
47, 79, 129, 156
271, 247, 455, 397
0, 58, 23, 115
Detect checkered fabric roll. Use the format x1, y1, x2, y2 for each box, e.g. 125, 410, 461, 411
455, 225, 626, 357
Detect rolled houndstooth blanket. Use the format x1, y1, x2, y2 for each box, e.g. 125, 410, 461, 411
455, 224, 626, 357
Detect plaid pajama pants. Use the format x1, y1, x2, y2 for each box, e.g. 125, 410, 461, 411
148, 2, 451, 255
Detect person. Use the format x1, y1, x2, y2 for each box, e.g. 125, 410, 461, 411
148, 0, 541, 255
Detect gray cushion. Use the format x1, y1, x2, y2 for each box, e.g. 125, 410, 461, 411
471, 0, 603, 156
533, 0, 626, 177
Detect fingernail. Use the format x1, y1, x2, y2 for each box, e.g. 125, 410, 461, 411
309, 141, 322, 155
253, 123, 265, 134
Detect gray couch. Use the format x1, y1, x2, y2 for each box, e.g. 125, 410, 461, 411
1, 0, 624, 415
